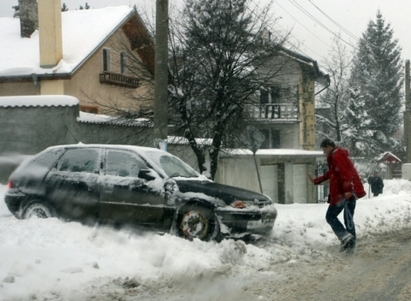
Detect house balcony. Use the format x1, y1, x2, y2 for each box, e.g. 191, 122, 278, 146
99, 71, 140, 88
250, 103, 299, 122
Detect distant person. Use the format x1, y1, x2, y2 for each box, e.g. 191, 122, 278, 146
308, 139, 366, 254
368, 172, 384, 197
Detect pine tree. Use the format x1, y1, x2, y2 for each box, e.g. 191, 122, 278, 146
349, 11, 403, 157
61, 3, 68, 12
342, 88, 374, 157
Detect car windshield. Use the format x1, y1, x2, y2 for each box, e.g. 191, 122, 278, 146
143, 151, 199, 178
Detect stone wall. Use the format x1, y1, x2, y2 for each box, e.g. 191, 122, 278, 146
0, 95, 153, 183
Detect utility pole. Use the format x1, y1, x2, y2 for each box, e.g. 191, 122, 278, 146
154, 0, 169, 151
405, 60, 411, 163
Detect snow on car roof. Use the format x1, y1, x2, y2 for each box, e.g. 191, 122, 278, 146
45, 143, 166, 155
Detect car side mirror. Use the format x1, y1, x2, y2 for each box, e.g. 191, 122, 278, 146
138, 169, 156, 181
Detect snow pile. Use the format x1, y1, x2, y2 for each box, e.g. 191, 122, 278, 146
0, 180, 410, 300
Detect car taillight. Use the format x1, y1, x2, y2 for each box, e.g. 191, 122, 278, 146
7, 181, 14, 189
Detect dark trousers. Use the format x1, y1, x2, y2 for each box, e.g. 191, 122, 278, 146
325, 200, 356, 246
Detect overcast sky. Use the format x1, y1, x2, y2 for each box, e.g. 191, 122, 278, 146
0, 0, 410, 69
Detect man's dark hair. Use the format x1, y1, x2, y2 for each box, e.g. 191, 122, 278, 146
320, 138, 336, 148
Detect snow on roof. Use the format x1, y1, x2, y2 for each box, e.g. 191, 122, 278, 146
0, 95, 78, 107
167, 136, 323, 156
376, 151, 402, 163
221, 148, 323, 156
0, 6, 133, 77
77, 111, 152, 127
167, 136, 213, 146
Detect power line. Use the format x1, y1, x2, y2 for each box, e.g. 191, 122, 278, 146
275, 1, 330, 51
307, 0, 359, 41
248, 0, 324, 59
286, 0, 357, 50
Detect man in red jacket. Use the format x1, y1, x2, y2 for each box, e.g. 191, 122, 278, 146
309, 139, 366, 253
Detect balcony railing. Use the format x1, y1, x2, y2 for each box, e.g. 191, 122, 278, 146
250, 103, 299, 121
99, 72, 140, 88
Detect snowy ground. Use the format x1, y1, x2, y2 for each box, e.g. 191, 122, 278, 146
1, 180, 411, 300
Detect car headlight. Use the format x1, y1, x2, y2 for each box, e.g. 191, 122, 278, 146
231, 200, 246, 209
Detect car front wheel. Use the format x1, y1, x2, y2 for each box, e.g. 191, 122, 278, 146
176, 204, 220, 241
22, 201, 56, 219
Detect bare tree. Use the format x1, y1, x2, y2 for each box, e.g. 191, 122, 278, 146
316, 33, 353, 146
167, 0, 292, 179
85, 1, 293, 179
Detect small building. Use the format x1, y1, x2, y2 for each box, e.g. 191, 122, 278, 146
0, 0, 155, 115
376, 151, 402, 179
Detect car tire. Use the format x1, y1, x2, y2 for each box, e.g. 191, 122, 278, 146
22, 200, 56, 219
176, 204, 220, 241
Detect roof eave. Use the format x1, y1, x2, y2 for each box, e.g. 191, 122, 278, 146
71, 8, 136, 75
279, 47, 330, 86
0, 72, 72, 83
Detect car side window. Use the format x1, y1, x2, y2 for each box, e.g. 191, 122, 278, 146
57, 148, 100, 173
105, 150, 146, 177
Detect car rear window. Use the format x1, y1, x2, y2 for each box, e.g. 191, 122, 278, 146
15, 148, 65, 173
33, 148, 65, 168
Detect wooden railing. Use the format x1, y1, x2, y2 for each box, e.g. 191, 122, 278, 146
250, 103, 299, 121
99, 72, 140, 88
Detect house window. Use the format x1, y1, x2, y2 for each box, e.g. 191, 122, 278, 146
260, 85, 281, 104
103, 48, 111, 72
120, 52, 127, 74
260, 88, 269, 104
260, 129, 280, 149
270, 85, 281, 103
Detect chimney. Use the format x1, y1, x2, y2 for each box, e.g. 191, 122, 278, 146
38, 0, 63, 68
18, 0, 38, 38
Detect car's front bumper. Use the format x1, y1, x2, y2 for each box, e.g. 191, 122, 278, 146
216, 204, 277, 236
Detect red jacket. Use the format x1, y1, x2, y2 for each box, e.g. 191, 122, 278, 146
314, 147, 366, 205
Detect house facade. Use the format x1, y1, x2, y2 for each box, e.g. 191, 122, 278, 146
0, 0, 155, 115
252, 48, 329, 151
0, 1, 330, 203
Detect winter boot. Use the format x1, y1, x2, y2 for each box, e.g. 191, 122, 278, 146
339, 233, 354, 250
346, 239, 356, 254
339, 241, 348, 252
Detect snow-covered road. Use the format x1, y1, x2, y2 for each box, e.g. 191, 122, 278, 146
1, 180, 411, 300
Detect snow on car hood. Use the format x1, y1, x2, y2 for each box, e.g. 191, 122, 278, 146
174, 179, 271, 205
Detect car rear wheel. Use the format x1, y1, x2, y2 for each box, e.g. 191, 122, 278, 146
176, 204, 220, 241
22, 201, 55, 219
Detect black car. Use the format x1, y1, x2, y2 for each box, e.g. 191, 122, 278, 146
4, 144, 277, 241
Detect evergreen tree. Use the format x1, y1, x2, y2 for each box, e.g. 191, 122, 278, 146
79, 3, 90, 10
342, 88, 374, 157
349, 11, 403, 157
61, 3, 68, 12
